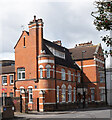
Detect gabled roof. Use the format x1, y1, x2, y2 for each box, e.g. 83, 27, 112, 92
14, 31, 29, 49
69, 45, 98, 61
0, 65, 15, 75
43, 39, 80, 70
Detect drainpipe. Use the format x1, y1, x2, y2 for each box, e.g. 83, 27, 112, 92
104, 58, 108, 105
55, 57, 57, 109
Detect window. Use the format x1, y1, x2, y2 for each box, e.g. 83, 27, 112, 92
17, 68, 25, 80
29, 88, 33, 103
2, 93, 7, 97
99, 72, 105, 83
10, 75, 13, 84
68, 70, 71, 81
46, 65, 51, 78
91, 89, 95, 101
57, 86, 59, 103
2, 76, 7, 85
100, 89, 105, 101
73, 87, 76, 102
61, 69, 65, 80
68, 85, 72, 102
46, 68, 50, 78
61, 84, 66, 102
40, 68, 43, 78
77, 73, 80, 83
10, 92, 13, 97
111, 75, 112, 81
24, 36, 26, 47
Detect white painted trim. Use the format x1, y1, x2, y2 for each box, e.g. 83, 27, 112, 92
39, 103, 43, 105
20, 86, 24, 89
39, 109, 44, 112
33, 88, 56, 91
90, 87, 95, 89
38, 59, 54, 64
94, 58, 104, 64
39, 97, 45, 98
39, 65, 44, 68
99, 87, 105, 89
79, 64, 97, 68
22, 97, 28, 98
28, 86, 33, 89
44, 102, 56, 105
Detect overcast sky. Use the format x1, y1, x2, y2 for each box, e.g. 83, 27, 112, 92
0, 0, 111, 67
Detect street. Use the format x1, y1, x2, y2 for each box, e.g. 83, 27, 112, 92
13, 107, 111, 120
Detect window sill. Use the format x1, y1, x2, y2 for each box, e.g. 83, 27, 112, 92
28, 102, 33, 104
2, 84, 7, 86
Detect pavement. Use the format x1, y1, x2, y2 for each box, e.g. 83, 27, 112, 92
11, 107, 112, 120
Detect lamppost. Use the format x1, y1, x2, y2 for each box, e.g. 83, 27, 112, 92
81, 50, 86, 108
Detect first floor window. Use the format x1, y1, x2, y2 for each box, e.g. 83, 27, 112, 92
99, 72, 105, 83
46, 68, 50, 78
100, 89, 105, 101
73, 87, 76, 102
2, 76, 7, 85
57, 86, 59, 103
91, 89, 95, 101
10, 92, 13, 97
10, 75, 13, 84
62, 84, 66, 102
40, 68, 43, 78
17, 68, 25, 80
29, 88, 33, 103
68, 86, 72, 102
68, 70, 71, 81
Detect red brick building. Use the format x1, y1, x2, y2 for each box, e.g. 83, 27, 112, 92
0, 16, 106, 112
0, 60, 15, 98
69, 41, 106, 105
14, 16, 82, 111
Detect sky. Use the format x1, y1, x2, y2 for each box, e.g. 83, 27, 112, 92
0, 0, 111, 67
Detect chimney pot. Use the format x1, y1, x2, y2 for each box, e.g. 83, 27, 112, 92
34, 15, 36, 22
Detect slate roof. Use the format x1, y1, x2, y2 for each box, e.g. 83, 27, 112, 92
43, 39, 80, 70
69, 45, 97, 61
0, 65, 15, 75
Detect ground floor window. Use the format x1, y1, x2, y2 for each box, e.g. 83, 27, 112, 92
100, 89, 105, 101
10, 92, 13, 97
62, 84, 66, 102
2, 93, 7, 97
57, 86, 59, 103
91, 89, 95, 101
29, 88, 33, 103
73, 87, 76, 102
68, 85, 72, 102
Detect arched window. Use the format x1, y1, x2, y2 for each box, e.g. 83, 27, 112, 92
61, 84, 66, 102
57, 86, 59, 103
68, 70, 71, 81
61, 68, 65, 80
39, 65, 43, 78
46, 64, 51, 78
77, 72, 80, 83
68, 85, 72, 102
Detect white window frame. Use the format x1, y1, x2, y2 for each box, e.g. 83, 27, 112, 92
73, 87, 76, 102
17, 68, 25, 80
2, 76, 7, 85
100, 88, 105, 102
10, 75, 14, 84
28, 88, 33, 103
91, 88, 95, 101
68, 85, 72, 102
57, 86, 59, 103
61, 68, 65, 80
46, 65, 51, 78
61, 84, 66, 102
68, 70, 71, 81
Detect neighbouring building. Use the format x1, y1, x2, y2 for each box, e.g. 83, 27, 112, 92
106, 68, 112, 106
69, 41, 106, 105
0, 60, 15, 98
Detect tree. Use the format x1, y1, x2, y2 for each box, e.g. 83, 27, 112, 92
91, 0, 112, 56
